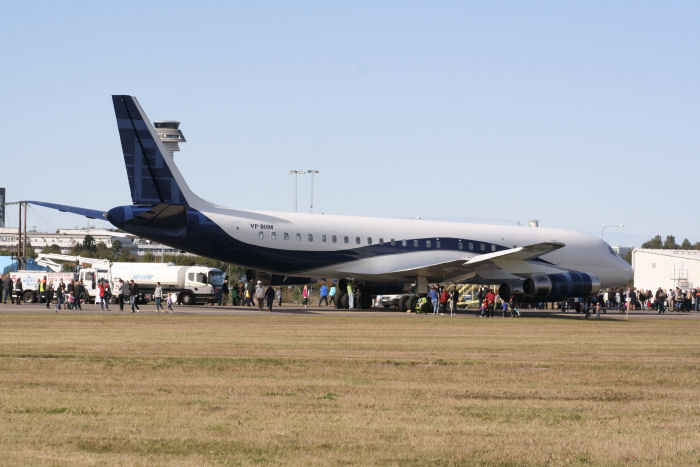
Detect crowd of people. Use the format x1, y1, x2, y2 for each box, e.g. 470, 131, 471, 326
591, 287, 699, 313
3, 272, 700, 317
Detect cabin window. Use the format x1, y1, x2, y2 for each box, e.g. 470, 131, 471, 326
322, 234, 327, 242
271, 232, 277, 240
413, 240, 419, 248
296, 233, 301, 241
458, 240, 463, 250
258, 231, 264, 239
436, 239, 441, 249
355, 236, 361, 244
426, 240, 432, 248
367, 237, 372, 245
332, 235, 337, 243
188, 272, 194, 281
284, 232, 289, 240
391, 239, 396, 246
379, 238, 383, 244
308, 234, 313, 242
491, 244, 496, 252
468, 242, 473, 250
401, 239, 407, 247
344, 236, 349, 244
480, 243, 485, 251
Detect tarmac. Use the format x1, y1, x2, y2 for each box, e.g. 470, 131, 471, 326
1, 301, 699, 320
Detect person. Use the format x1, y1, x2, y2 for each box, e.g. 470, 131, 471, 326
2, 274, 12, 304
55, 281, 64, 312
277, 288, 282, 306
38, 276, 46, 304
129, 279, 139, 313
265, 285, 275, 312
329, 284, 336, 306
98, 280, 107, 310
319, 283, 329, 306
302, 284, 309, 308
427, 285, 439, 315
46, 281, 54, 308
451, 287, 459, 317
66, 291, 74, 310
166, 292, 175, 313
255, 281, 265, 311
485, 288, 496, 318
655, 287, 665, 314
14, 277, 23, 305
220, 279, 229, 306
75, 280, 86, 310
347, 283, 354, 309
154, 281, 164, 312
114, 279, 125, 311
231, 285, 239, 306
244, 287, 252, 306
103, 281, 111, 308
440, 288, 449, 313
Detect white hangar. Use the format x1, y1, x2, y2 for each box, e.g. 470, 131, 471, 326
632, 249, 700, 291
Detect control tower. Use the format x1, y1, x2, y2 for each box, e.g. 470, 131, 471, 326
153, 121, 186, 160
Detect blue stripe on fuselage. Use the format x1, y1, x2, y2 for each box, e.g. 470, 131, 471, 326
111, 206, 516, 274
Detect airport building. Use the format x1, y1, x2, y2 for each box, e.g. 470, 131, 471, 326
0, 227, 190, 257
632, 249, 700, 291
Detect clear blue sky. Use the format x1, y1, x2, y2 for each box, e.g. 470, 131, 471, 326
1, 1, 698, 248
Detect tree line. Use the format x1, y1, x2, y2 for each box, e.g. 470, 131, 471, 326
640, 235, 700, 250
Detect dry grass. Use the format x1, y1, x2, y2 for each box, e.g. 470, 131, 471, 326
0, 312, 698, 465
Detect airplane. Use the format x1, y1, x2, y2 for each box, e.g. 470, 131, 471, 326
29, 95, 633, 310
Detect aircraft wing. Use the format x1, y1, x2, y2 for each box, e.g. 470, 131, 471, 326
25, 201, 107, 220
389, 241, 568, 283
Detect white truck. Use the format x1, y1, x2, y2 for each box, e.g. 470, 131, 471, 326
7, 270, 77, 303
36, 254, 224, 305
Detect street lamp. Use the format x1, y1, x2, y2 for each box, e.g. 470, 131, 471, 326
307, 169, 319, 213
601, 224, 624, 241
288, 170, 305, 212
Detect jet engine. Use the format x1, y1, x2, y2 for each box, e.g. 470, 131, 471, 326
498, 282, 525, 301
522, 272, 600, 300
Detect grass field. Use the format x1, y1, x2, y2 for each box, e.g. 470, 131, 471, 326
1, 311, 699, 465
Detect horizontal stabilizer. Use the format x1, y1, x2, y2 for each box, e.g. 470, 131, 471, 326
25, 201, 106, 220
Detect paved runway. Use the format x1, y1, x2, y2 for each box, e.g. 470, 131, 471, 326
1, 302, 698, 320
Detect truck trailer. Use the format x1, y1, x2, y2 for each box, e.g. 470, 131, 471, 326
36, 254, 224, 305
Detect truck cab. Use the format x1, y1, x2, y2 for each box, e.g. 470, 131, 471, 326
181, 266, 224, 305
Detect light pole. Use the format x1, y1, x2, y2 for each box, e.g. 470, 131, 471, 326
601, 224, 624, 241
288, 170, 305, 212
307, 169, 319, 213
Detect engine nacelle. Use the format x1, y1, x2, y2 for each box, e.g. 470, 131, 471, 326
498, 282, 525, 301
523, 272, 600, 300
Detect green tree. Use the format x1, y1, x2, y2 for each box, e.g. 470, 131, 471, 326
42, 244, 61, 254
663, 235, 678, 249
681, 238, 691, 250
641, 235, 663, 249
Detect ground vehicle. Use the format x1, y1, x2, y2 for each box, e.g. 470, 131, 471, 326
378, 294, 402, 308
7, 271, 76, 303
36, 254, 224, 305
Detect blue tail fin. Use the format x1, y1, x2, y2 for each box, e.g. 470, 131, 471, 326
112, 95, 189, 206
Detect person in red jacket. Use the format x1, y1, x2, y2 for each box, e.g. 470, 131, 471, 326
485, 289, 496, 318
439, 288, 450, 313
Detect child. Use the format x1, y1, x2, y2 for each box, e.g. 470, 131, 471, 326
66, 292, 74, 310
166, 293, 175, 313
